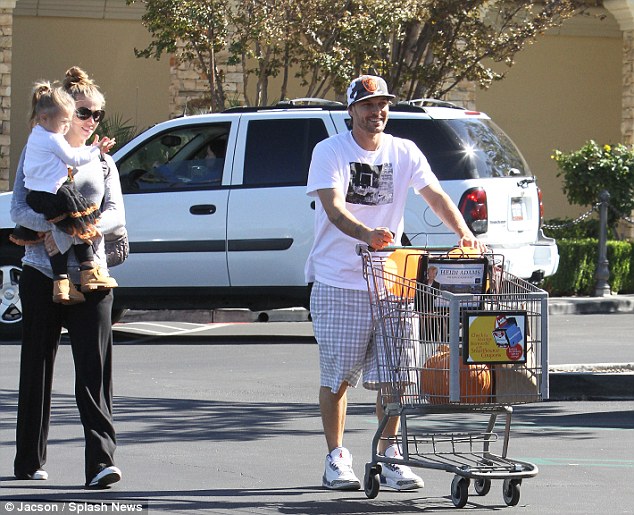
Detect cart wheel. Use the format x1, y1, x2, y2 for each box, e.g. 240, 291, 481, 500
364, 463, 381, 499
502, 478, 522, 506
451, 475, 469, 508
474, 478, 491, 496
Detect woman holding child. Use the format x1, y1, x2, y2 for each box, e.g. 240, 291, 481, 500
11, 66, 125, 488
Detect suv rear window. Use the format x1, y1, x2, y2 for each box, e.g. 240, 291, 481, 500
385, 118, 530, 180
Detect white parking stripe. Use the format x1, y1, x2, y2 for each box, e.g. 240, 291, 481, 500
113, 322, 235, 336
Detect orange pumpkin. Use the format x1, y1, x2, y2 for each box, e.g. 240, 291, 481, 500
421, 345, 492, 404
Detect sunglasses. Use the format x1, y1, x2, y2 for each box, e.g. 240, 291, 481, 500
75, 107, 105, 122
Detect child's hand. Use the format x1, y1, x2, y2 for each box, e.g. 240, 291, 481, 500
43, 232, 60, 257
92, 135, 116, 154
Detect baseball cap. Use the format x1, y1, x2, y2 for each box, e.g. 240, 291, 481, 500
346, 75, 395, 107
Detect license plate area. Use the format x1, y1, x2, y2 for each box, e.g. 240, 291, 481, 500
511, 197, 525, 221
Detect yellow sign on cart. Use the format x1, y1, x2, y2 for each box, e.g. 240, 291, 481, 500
464, 311, 528, 364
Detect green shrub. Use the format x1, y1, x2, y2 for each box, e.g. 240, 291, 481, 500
543, 239, 633, 295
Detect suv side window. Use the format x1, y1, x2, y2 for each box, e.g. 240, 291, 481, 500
243, 118, 329, 187
117, 123, 230, 193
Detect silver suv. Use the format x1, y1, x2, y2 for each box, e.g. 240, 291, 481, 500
0, 100, 558, 337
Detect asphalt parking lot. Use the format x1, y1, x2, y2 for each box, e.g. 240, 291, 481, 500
1, 304, 633, 514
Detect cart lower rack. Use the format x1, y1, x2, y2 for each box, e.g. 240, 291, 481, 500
360, 246, 549, 508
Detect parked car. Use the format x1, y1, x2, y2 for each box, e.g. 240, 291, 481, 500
0, 100, 558, 338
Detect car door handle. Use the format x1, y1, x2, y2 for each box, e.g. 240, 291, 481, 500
190, 204, 217, 215
311, 201, 315, 210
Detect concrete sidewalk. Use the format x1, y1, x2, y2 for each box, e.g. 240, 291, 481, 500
121, 294, 634, 323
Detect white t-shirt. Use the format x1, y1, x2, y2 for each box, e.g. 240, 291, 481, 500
305, 131, 439, 290
24, 124, 101, 194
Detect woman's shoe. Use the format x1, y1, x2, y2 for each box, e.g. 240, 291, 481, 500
16, 469, 48, 480
87, 465, 121, 488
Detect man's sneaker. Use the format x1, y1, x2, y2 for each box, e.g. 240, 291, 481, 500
322, 447, 361, 490
16, 469, 48, 480
380, 444, 424, 491
87, 465, 121, 488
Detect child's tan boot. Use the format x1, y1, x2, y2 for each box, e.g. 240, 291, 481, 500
53, 278, 70, 303
80, 266, 118, 292
53, 278, 86, 304
65, 281, 86, 304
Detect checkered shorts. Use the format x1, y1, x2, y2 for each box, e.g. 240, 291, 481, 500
310, 281, 378, 392
311, 281, 420, 394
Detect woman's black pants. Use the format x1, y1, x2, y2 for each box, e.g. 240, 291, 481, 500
14, 265, 116, 484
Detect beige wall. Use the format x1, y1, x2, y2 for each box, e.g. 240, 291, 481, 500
9, 15, 170, 185
476, 19, 622, 220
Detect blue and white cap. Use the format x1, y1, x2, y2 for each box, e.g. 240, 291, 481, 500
346, 75, 395, 107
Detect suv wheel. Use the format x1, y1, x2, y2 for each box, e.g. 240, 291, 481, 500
0, 257, 23, 339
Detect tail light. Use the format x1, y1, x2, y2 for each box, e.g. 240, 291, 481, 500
537, 187, 544, 227
458, 187, 488, 234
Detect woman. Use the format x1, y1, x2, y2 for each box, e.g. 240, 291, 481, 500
11, 66, 125, 488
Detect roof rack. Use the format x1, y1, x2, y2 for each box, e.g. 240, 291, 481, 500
222, 98, 429, 113
277, 97, 345, 107
223, 100, 347, 113
398, 98, 465, 110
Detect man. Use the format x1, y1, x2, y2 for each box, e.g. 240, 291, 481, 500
305, 75, 485, 491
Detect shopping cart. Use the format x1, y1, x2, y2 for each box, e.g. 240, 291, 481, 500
359, 246, 549, 508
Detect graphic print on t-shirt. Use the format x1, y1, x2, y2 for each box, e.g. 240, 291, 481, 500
346, 162, 394, 206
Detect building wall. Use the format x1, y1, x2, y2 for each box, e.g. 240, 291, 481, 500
477, 15, 622, 220
0, 0, 15, 191
9, 13, 170, 186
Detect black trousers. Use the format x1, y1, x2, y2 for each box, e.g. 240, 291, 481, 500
14, 265, 116, 484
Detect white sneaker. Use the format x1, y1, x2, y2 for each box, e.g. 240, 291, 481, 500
380, 444, 424, 490
16, 469, 48, 480
87, 465, 121, 488
322, 447, 361, 490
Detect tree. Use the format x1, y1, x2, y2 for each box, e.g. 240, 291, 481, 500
126, 0, 230, 112
128, 0, 592, 110
295, 0, 591, 100
229, 0, 301, 106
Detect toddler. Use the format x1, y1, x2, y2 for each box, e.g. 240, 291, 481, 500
11, 81, 117, 303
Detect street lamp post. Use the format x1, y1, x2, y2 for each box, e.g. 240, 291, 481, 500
594, 190, 611, 297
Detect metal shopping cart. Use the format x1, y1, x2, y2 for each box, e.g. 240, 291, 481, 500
359, 246, 549, 508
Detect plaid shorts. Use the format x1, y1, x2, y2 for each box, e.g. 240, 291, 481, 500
310, 281, 378, 392
311, 281, 420, 394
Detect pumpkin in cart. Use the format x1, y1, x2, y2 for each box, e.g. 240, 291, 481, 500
421, 345, 492, 404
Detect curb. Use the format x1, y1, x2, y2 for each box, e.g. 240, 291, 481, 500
121, 294, 634, 323
548, 294, 634, 315
548, 371, 634, 401
120, 307, 311, 324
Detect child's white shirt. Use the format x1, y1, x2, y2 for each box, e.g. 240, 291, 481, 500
23, 124, 101, 193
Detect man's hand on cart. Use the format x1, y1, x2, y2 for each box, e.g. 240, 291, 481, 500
458, 234, 488, 254
367, 227, 395, 250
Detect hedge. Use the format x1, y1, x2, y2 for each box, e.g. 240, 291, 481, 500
542, 238, 633, 296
